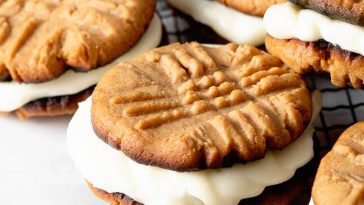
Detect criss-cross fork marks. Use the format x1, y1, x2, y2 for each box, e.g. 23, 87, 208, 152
97, 42, 312, 169
111, 44, 308, 137
110, 71, 247, 129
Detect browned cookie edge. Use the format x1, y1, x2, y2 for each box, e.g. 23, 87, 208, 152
15, 87, 94, 120
87, 181, 142, 205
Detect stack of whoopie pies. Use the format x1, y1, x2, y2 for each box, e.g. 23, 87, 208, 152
0, 0, 161, 119
2, 0, 362, 205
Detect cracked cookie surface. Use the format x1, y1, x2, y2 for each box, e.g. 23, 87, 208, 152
0, 0, 155, 83
92, 42, 312, 171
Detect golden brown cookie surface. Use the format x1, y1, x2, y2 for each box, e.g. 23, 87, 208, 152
0, 0, 155, 83
219, 0, 286, 16
265, 35, 364, 88
289, 0, 364, 26
92, 42, 312, 171
312, 122, 364, 205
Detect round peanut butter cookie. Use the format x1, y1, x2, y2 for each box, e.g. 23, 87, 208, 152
289, 0, 364, 26
312, 122, 364, 205
91, 42, 312, 171
219, 0, 286, 16
0, 0, 155, 83
265, 35, 364, 88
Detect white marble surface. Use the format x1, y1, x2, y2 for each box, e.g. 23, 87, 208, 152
0, 115, 106, 205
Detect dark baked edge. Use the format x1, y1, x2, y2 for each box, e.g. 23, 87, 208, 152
289, 0, 364, 26
15, 87, 94, 120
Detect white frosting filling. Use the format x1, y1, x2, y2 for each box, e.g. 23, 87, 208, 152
309, 198, 315, 205
264, 2, 364, 56
0, 14, 162, 112
167, 0, 265, 46
67, 91, 322, 205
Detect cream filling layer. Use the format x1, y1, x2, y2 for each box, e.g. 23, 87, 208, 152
0, 14, 162, 112
167, 0, 265, 46
67, 92, 322, 205
264, 2, 364, 56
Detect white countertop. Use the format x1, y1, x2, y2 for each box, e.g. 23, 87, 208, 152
0, 115, 106, 205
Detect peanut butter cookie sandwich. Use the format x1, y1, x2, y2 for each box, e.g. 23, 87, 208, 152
167, 0, 285, 45
310, 122, 364, 205
264, 1, 364, 88
0, 0, 162, 119
68, 42, 322, 205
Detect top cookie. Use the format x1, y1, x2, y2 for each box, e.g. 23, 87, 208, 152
0, 0, 156, 83
219, 0, 286, 16
289, 0, 364, 26
92, 42, 312, 171
312, 122, 364, 205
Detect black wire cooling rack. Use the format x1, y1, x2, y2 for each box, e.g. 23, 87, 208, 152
156, 0, 364, 160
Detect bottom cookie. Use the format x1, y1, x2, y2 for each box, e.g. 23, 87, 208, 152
87, 158, 318, 205
265, 35, 364, 88
15, 87, 94, 120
